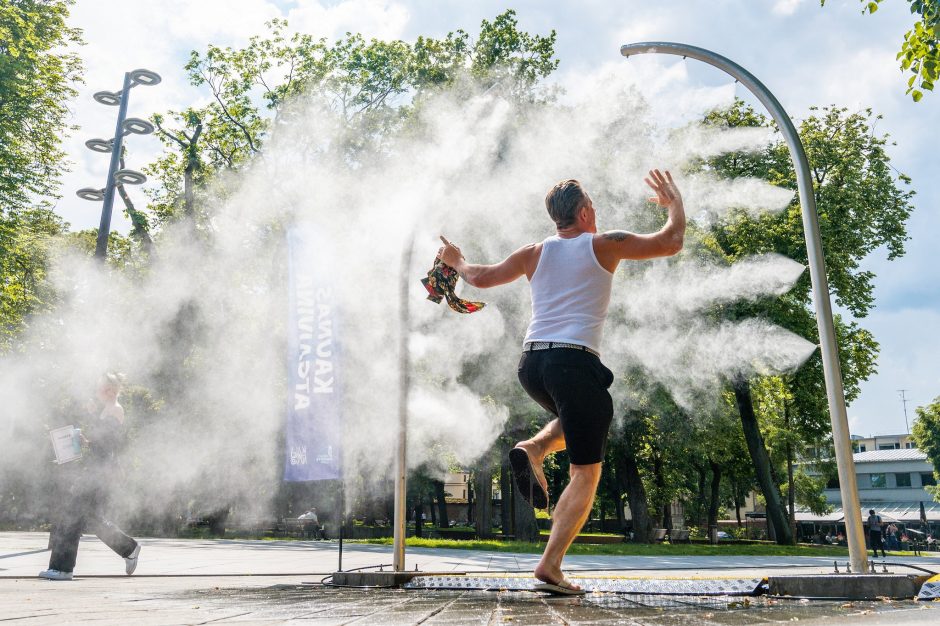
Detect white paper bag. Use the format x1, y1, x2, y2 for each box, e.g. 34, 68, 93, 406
50, 425, 82, 464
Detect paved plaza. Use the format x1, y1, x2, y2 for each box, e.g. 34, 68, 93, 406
2, 532, 939, 624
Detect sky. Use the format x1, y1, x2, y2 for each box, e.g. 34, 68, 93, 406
53, 0, 939, 437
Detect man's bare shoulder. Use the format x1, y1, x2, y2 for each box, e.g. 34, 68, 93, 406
596, 230, 633, 242
516, 242, 542, 279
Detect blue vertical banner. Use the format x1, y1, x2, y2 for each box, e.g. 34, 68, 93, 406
284, 223, 343, 481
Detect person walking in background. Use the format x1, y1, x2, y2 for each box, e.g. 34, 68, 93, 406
439, 170, 685, 594
867, 509, 886, 558
39, 373, 140, 581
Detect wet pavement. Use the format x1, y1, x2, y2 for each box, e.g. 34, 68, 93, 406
177, 584, 940, 625
2, 532, 939, 624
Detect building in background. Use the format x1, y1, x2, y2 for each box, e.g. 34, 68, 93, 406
798, 444, 940, 539
849, 433, 917, 452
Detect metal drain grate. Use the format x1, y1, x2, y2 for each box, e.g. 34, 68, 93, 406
404, 576, 767, 596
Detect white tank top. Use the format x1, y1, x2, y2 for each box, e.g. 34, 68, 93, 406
523, 233, 613, 353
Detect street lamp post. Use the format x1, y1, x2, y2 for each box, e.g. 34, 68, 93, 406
619, 42, 868, 574
77, 68, 161, 260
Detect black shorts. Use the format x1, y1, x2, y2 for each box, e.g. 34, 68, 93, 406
517, 348, 615, 465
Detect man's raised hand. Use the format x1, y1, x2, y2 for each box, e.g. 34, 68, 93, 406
644, 169, 681, 208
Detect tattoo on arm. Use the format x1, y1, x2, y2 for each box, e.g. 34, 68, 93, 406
602, 231, 629, 242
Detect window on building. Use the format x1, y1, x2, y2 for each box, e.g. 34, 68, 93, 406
826, 477, 840, 489
922, 473, 937, 487
905, 442, 913, 449
878, 444, 898, 450
896, 473, 912, 488
870, 473, 887, 488
858, 445, 867, 452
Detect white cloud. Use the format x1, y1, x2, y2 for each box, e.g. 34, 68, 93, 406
286, 0, 409, 41
772, 0, 806, 16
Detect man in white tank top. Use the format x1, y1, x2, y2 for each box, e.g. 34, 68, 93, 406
439, 170, 685, 594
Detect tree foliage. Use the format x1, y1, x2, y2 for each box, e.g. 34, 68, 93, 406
686, 101, 914, 542
912, 396, 940, 499
145, 10, 557, 232
823, 0, 940, 101
0, 0, 81, 351
0, 0, 82, 213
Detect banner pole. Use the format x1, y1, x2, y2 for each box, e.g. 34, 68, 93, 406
393, 235, 415, 572
338, 480, 344, 571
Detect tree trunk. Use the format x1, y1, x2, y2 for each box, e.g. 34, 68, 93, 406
785, 402, 797, 540
414, 501, 424, 538
428, 492, 437, 527
512, 479, 539, 542
614, 478, 626, 533
653, 454, 672, 532
695, 462, 708, 526
500, 457, 512, 536
466, 479, 474, 523
617, 452, 653, 542
733, 377, 794, 545
184, 142, 199, 224
433, 480, 449, 529
708, 459, 722, 529
474, 468, 494, 539
116, 156, 154, 254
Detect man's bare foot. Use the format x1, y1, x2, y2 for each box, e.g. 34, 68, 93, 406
534, 562, 581, 591
515, 441, 548, 494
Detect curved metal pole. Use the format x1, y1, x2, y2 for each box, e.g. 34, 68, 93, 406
621, 42, 867, 573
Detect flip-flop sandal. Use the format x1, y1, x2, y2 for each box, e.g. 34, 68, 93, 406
509, 447, 549, 510
533, 578, 586, 596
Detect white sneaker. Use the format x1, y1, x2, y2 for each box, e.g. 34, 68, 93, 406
124, 544, 140, 575
38, 569, 73, 581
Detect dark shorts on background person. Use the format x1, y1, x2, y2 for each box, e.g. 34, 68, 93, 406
517, 347, 615, 465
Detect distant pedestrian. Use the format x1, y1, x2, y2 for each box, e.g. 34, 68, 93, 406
867, 509, 886, 558
886, 522, 899, 550
39, 374, 140, 581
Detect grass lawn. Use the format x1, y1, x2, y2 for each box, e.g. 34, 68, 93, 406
353, 536, 870, 557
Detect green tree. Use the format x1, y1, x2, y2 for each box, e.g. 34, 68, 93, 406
0, 0, 82, 213
822, 0, 940, 101
0, 0, 81, 350
912, 396, 940, 499
700, 101, 914, 543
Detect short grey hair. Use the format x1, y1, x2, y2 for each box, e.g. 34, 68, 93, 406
545, 179, 589, 228
101, 372, 125, 392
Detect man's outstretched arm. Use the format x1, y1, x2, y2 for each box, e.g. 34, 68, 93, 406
596, 169, 686, 262
438, 238, 535, 289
